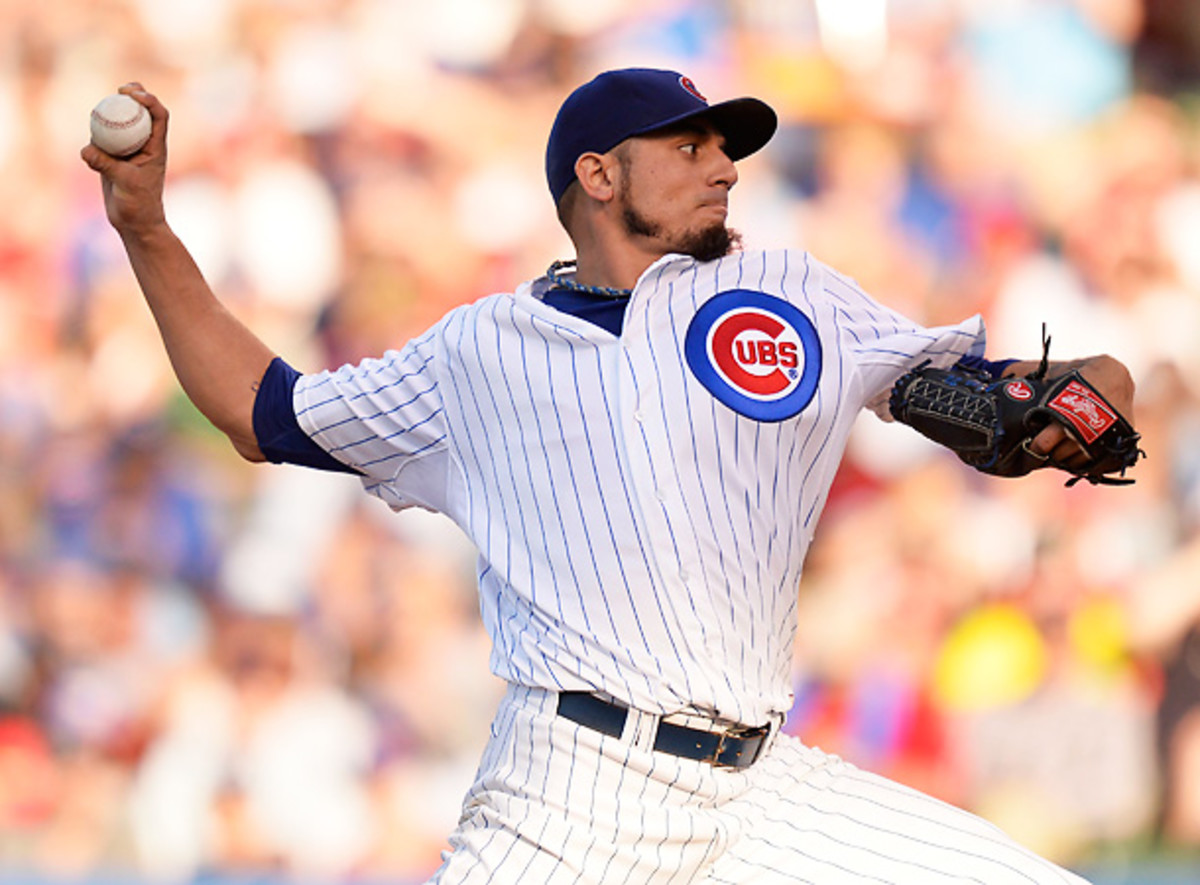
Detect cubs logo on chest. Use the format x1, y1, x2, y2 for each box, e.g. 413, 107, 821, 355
684, 290, 822, 421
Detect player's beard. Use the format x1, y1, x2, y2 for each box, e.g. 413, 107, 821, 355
615, 167, 742, 262
621, 204, 741, 262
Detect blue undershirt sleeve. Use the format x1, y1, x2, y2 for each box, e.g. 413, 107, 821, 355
956, 354, 1017, 379
252, 357, 362, 475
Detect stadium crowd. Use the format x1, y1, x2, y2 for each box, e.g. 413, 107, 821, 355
0, 0, 1198, 882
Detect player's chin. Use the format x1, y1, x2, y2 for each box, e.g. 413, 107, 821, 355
677, 223, 741, 262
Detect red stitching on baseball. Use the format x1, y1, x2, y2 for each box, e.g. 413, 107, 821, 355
92, 108, 145, 129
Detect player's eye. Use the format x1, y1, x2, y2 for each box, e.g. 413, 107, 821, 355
679, 143, 698, 155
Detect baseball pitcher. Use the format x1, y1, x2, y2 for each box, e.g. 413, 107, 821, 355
82, 68, 1140, 883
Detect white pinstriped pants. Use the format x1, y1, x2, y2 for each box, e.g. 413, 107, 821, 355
430, 684, 1091, 884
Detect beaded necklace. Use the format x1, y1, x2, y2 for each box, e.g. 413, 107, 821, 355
545, 259, 633, 299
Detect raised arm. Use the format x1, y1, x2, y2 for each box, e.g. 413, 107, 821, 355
80, 83, 274, 462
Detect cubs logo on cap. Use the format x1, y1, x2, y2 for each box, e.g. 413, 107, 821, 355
684, 290, 822, 421
678, 76, 706, 101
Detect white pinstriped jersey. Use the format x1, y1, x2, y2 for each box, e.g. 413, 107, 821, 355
294, 249, 985, 727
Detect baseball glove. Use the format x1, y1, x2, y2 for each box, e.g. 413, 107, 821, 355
889, 344, 1143, 487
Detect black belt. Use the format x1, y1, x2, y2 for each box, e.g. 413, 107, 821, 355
556, 692, 770, 770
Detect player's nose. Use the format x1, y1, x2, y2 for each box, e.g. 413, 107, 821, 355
711, 148, 738, 190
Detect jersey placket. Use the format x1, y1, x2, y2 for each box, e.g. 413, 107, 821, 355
615, 278, 721, 667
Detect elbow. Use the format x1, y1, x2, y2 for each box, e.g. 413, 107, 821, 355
230, 434, 267, 463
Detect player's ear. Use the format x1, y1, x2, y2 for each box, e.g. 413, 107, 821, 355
574, 152, 617, 203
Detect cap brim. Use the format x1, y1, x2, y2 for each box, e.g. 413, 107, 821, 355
632, 97, 778, 162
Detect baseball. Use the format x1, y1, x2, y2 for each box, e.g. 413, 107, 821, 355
89, 93, 151, 157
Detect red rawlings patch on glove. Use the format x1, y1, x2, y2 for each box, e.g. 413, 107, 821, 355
1047, 379, 1117, 444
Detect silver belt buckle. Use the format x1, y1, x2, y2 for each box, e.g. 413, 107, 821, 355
711, 723, 770, 769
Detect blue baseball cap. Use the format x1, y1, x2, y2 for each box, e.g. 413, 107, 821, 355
545, 68, 778, 204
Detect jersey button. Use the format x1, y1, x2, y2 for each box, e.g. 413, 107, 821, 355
633, 410, 645, 423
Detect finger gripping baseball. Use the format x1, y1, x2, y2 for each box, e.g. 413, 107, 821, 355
890, 363, 1144, 486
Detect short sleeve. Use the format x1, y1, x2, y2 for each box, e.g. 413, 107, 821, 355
293, 331, 452, 511
818, 265, 987, 415
253, 357, 362, 474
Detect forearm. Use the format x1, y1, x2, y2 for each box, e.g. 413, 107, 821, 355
1002, 354, 1134, 410
1001, 357, 1088, 378
121, 222, 274, 459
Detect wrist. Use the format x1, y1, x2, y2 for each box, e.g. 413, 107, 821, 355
116, 217, 173, 247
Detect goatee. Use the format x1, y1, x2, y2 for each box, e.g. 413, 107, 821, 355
621, 206, 742, 263
682, 223, 742, 262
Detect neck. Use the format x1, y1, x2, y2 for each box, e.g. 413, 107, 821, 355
546, 260, 632, 298
568, 236, 668, 296
562, 201, 669, 292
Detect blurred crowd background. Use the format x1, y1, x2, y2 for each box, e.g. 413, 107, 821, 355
0, 0, 1198, 883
